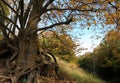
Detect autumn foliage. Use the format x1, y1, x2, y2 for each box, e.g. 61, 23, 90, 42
78, 30, 120, 83
38, 31, 77, 62
0, 0, 120, 83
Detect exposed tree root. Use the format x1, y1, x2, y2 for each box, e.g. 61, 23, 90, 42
0, 39, 60, 83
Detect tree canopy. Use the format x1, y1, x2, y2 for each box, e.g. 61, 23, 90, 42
0, 0, 120, 40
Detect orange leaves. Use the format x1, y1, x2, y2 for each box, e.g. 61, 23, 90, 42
101, 0, 120, 25
93, 21, 97, 25
104, 11, 120, 25
116, 11, 120, 18
111, 14, 117, 18
56, 11, 61, 15
109, 0, 115, 2
86, 21, 96, 27
104, 12, 116, 24
116, 3, 120, 8
81, 5, 88, 9
105, 18, 115, 24
87, 22, 91, 26
70, 0, 75, 5
106, 30, 120, 45
86, 0, 94, 3
39, 31, 76, 57
69, 0, 79, 8
72, 17, 78, 22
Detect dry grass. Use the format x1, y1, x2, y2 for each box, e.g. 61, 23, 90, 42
58, 58, 107, 83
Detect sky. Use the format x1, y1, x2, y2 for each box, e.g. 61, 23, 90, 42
69, 23, 114, 56
74, 29, 103, 56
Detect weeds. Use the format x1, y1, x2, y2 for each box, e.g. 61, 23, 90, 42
58, 58, 107, 83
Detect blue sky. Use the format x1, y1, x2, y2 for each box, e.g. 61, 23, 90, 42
69, 23, 114, 56
74, 28, 103, 55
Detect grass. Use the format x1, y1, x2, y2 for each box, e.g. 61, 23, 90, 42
57, 58, 107, 83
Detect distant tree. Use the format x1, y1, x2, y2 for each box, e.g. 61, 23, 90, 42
79, 30, 120, 82
78, 52, 94, 73
39, 30, 77, 62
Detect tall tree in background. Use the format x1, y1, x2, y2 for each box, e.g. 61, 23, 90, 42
0, 0, 119, 83
38, 31, 77, 62
78, 29, 120, 82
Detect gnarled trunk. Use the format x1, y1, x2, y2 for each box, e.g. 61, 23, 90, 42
0, 35, 59, 83
0, 0, 60, 82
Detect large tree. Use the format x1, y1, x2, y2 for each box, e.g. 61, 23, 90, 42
0, 0, 119, 83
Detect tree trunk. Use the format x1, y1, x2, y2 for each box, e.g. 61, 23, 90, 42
15, 33, 39, 82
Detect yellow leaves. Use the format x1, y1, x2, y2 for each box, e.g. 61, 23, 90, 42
81, 5, 88, 9
102, 1, 120, 25
99, 0, 108, 5
111, 14, 117, 18
87, 0, 94, 3
81, 0, 94, 3
104, 0, 109, 4
104, 12, 120, 25
106, 30, 120, 42
116, 11, 120, 18
116, 26, 120, 30
107, 0, 114, 2
70, 0, 75, 5
83, 12, 89, 15
116, 3, 120, 8
104, 12, 117, 25
72, 18, 78, 22
93, 21, 97, 25
104, 12, 109, 18
105, 19, 115, 24
87, 22, 91, 26
56, 11, 61, 15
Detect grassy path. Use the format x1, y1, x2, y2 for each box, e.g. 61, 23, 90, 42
57, 58, 107, 83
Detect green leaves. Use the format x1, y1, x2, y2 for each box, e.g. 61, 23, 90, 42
0, 1, 9, 16
38, 31, 77, 62
78, 29, 120, 82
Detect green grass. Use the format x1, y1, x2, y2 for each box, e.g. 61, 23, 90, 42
57, 58, 107, 83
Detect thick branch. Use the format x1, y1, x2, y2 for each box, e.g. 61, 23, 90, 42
26, 0, 44, 29
32, 19, 72, 34
19, 0, 24, 18
46, 8, 105, 12
43, 0, 54, 9
23, 0, 33, 28
19, 0, 24, 29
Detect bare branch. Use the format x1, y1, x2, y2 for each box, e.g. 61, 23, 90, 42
23, 1, 32, 28
43, 0, 54, 9
19, 0, 24, 17
46, 8, 96, 12
32, 18, 72, 34
0, 22, 16, 38
19, 0, 24, 28
0, 13, 20, 30
1, 0, 18, 15
109, 2, 117, 10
